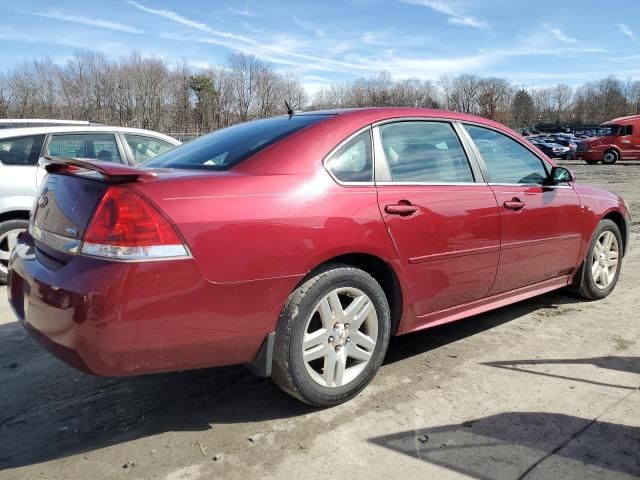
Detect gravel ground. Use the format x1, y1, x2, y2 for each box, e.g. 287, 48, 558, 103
0, 160, 638, 480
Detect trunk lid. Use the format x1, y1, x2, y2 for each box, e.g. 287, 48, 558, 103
31, 157, 164, 260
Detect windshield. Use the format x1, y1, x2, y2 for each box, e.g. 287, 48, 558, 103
144, 115, 330, 170
597, 125, 621, 137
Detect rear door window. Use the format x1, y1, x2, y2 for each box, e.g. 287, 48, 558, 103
0, 134, 46, 165
47, 133, 122, 163
378, 121, 474, 183
124, 135, 175, 164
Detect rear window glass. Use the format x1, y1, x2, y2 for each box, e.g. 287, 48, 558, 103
0, 134, 46, 165
144, 115, 330, 170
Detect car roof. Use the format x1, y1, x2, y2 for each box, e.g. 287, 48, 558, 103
0, 118, 92, 126
0, 125, 180, 144
294, 107, 508, 127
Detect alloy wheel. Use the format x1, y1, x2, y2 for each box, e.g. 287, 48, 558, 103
0, 228, 22, 275
591, 230, 619, 289
302, 286, 378, 388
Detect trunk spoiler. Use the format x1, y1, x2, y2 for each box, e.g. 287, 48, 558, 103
40, 156, 158, 183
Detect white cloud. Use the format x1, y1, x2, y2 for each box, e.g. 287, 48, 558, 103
20, 11, 145, 34
617, 23, 635, 39
228, 6, 253, 17
400, 0, 488, 28
449, 16, 486, 28
127, 1, 210, 32
127, 1, 258, 44
543, 24, 579, 44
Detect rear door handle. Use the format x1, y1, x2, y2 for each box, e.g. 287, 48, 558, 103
385, 203, 419, 216
503, 199, 525, 211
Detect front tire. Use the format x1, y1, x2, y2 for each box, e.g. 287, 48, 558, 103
0, 219, 28, 285
272, 264, 391, 406
602, 150, 619, 164
572, 219, 623, 300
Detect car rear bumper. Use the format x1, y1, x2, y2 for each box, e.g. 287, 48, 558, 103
8, 232, 293, 376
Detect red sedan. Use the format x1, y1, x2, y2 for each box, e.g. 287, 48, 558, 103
7, 108, 630, 406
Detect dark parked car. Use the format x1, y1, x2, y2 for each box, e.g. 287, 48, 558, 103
528, 138, 567, 158
8, 108, 630, 406
540, 137, 578, 159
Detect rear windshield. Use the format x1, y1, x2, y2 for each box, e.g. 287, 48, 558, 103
144, 115, 330, 170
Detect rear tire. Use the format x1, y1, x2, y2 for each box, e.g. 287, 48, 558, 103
602, 150, 619, 164
0, 219, 28, 285
272, 264, 391, 407
571, 219, 623, 300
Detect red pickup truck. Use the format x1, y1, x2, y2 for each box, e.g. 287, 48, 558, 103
577, 115, 640, 164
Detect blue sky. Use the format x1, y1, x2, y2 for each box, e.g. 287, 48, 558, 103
1, 0, 639, 94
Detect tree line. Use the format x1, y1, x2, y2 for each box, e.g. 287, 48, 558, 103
0, 51, 307, 137
311, 72, 640, 129
1, 50, 639, 137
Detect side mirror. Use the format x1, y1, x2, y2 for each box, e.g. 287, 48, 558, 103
548, 166, 574, 185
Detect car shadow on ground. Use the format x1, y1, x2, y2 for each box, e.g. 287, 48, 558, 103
369, 412, 640, 479
384, 291, 583, 365
0, 290, 601, 470
482, 356, 640, 390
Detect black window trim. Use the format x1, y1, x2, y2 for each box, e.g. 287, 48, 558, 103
458, 120, 572, 189
371, 118, 484, 185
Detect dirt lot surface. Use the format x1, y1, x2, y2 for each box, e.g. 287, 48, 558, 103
1, 160, 639, 480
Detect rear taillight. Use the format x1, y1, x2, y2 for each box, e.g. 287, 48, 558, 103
81, 186, 188, 260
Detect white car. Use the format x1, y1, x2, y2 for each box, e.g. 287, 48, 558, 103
0, 125, 181, 283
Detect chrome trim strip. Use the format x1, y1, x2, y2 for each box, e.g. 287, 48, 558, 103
80, 242, 189, 261
501, 234, 582, 250
409, 244, 500, 264
488, 183, 573, 189
376, 181, 487, 186
29, 223, 80, 254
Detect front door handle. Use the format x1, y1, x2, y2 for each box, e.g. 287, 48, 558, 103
503, 198, 525, 211
385, 203, 419, 216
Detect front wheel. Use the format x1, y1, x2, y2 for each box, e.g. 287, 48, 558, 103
272, 264, 391, 406
571, 219, 623, 300
602, 150, 619, 164
0, 219, 28, 285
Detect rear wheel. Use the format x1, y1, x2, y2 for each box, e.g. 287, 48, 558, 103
0, 219, 28, 285
572, 219, 622, 300
272, 264, 391, 406
602, 150, 619, 164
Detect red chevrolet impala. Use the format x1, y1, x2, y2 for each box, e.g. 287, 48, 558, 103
7, 108, 630, 406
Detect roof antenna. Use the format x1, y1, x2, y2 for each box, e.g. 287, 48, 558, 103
285, 100, 295, 116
